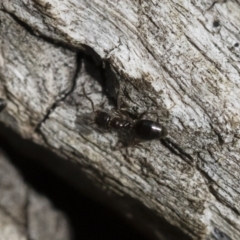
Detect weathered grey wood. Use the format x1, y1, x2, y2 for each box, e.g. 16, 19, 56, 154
1, 0, 240, 239
0, 149, 71, 240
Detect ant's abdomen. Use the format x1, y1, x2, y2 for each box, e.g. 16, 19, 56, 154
133, 120, 167, 140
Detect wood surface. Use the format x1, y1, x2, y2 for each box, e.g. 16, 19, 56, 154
1, 1, 240, 239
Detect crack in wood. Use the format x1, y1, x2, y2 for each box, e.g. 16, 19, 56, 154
161, 138, 194, 165
35, 51, 81, 133
196, 153, 240, 217
211, 227, 232, 240
1, 9, 75, 51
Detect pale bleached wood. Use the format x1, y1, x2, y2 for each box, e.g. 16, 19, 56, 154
1, 0, 240, 239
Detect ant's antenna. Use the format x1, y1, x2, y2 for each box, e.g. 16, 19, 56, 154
83, 85, 95, 113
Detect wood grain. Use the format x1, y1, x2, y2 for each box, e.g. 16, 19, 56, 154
1, 1, 240, 239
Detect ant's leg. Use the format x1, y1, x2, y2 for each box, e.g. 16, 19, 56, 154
138, 110, 170, 121
127, 137, 151, 156
117, 90, 122, 110
83, 85, 108, 113
82, 85, 95, 113
116, 89, 131, 118
99, 100, 106, 109
113, 134, 138, 151
138, 104, 175, 122
127, 135, 143, 148
112, 109, 131, 121
113, 139, 126, 151
138, 110, 160, 121
112, 109, 124, 117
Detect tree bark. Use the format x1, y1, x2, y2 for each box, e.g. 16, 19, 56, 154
1, 0, 240, 239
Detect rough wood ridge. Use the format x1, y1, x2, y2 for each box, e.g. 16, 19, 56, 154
1, 0, 240, 239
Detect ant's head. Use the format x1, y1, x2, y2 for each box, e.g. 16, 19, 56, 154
95, 111, 110, 129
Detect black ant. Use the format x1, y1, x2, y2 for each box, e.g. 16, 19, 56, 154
83, 87, 168, 146
0, 98, 6, 112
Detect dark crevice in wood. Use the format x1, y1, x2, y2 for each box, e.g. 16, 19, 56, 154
161, 134, 240, 218
209, 185, 240, 216
211, 227, 232, 240
161, 138, 194, 165
0, 9, 76, 51
205, 1, 227, 11
1, 9, 103, 64
209, 123, 224, 145
34, 51, 82, 133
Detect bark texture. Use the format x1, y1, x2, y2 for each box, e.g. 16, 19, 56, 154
1, 0, 240, 239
